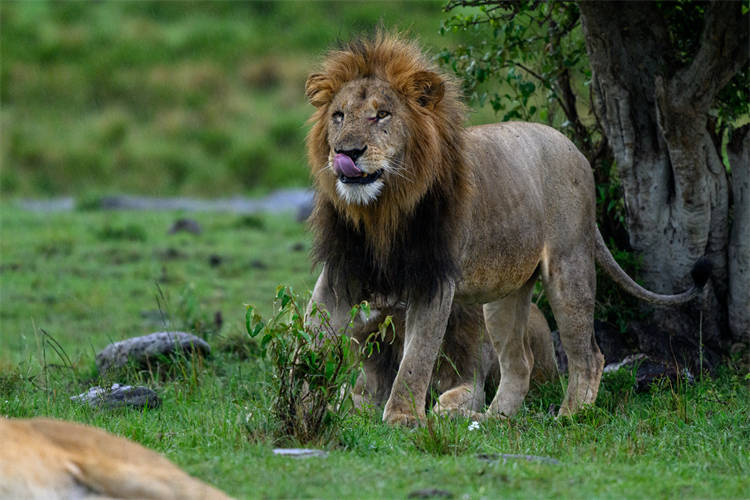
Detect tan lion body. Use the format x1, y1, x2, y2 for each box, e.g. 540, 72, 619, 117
0, 417, 230, 500
305, 33, 706, 424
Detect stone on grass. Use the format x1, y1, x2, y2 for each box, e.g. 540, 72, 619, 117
96, 331, 210, 374
407, 489, 454, 499
603, 353, 648, 374
71, 383, 161, 409
476, 453, 561, 465
272, 448, 328, 458
168, 218, 202, 235
603, 353, 694, 392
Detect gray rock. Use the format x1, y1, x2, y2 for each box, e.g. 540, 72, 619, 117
407, 489, 454, 499
71, 384, 161, 409
603, 353, 648, 374
476, 453, 561, 465
96, 331, 210, 373
168, 218, 202, 235
272, 448, 328, 458
603, 353, 694, 392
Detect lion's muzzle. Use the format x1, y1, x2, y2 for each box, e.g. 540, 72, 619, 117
334, 152, 384, 185
333, 153, 362, 177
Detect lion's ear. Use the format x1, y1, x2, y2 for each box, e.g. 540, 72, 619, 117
412, 70, 445, 109
305, 73, 332, 108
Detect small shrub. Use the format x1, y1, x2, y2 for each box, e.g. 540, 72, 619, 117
245, 286, 382, 445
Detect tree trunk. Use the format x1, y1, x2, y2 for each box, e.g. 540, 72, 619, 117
578, 1, 749, 360
728, 124, 750, 343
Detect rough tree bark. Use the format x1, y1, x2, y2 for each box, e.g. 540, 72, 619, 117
578, 1, 749, 359
728, 124, 749, 342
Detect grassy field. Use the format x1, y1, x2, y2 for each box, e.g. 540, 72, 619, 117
2, 2, 749, 498
0, 1, 496, 198
1, 206, 748, 499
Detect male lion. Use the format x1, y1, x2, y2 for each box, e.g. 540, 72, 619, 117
0, 417, 231, 500
304, 33, 710, 425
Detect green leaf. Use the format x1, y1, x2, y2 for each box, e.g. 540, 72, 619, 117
261, 333, 273, 349
245, 305, 254, 335
296, 328, 311, 343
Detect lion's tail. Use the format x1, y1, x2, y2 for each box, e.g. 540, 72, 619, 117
594, 228, 712, 306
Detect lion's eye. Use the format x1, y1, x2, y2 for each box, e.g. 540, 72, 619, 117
376, 110, 391, 120
332, 111, 344, 123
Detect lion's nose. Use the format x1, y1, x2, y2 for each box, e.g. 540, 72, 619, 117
335, 146, 367, 163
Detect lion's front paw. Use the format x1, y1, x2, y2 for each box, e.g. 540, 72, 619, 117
433, 406, 486, 422
382, 409, 424, 427
482, 406, 512, 421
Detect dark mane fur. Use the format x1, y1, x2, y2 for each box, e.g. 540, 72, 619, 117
312, 186, 460, 302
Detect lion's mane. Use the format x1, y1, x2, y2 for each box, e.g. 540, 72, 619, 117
305, 32, 472, 301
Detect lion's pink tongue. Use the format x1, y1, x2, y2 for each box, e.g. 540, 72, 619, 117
333, 153, 362, 177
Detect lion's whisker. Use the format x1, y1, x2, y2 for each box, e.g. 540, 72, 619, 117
312, 163, 334, 182
385, 161, 414, 183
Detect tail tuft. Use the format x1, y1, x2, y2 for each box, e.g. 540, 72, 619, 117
690, 257, 713, 288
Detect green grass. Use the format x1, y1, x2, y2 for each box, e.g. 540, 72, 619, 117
1, 206, 748, 499
0, 206, 315, 361
1, 0, 499, 198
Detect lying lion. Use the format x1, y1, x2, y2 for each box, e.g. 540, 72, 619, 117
0, 417, 230, 500
304, 32, 710, 424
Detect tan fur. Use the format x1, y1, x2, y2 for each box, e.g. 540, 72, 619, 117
306, 33, 701, 424
0, 417, 231, 500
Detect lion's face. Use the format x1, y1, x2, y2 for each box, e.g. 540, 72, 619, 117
323, 78, 409, 206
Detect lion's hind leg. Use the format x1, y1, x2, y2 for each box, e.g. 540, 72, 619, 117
431, 304, 491, 417
542, 247, 604, 416
483, 279, 536, 418
527, 303, 558, 384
